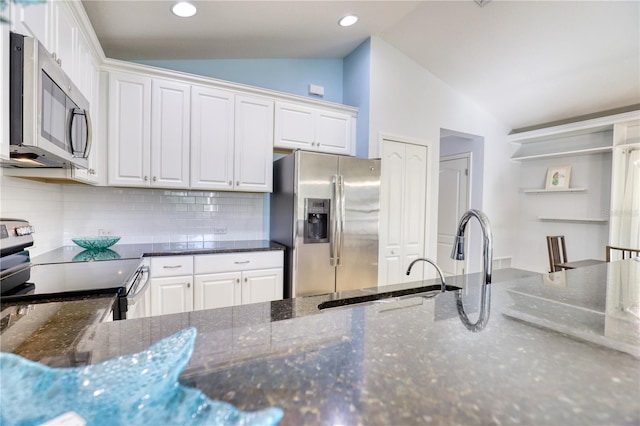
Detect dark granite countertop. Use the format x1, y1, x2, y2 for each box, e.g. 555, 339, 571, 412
31, 240, 285, 264
1, 262, 639, 425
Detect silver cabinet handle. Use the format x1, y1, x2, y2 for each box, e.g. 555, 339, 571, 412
163, 265, 183, 269
236, 181, 240, 186
228, 181, 232, 186
153, 176, 157, 182
234, 260, 250, 264
144, 176, 148, 182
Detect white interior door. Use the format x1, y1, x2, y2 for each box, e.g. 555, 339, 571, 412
379, 140, 427, 285
437, 154, 470, 276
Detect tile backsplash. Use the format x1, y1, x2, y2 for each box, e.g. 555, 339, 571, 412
1, 174, 268, 255
61, 185, 266, 245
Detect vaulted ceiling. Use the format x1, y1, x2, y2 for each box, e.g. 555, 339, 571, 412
81, 0, 640, 131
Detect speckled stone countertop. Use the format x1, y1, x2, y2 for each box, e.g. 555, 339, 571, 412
2, 262, 639, 425
31, 240, 285, 264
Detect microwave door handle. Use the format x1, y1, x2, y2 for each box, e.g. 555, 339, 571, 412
83, 108, 92, 159
69, 108, 92, 159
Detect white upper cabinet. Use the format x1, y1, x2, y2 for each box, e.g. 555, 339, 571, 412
10, 0, 50, 51
190, 85, 235, 190
50, 0, 76, 81
109, 70, 274, 192
234, 95, 274, 192
108, 73, 190, 188
274, 101, 354, 155
71, 55, 100, 184
108, 71, 152, 187
151, 78, 191, 188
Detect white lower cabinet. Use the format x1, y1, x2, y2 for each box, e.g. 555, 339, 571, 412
149, 255, 194, 317
150, 276, 194, 316
146, 251, 284, 317
194, 251, 283, 311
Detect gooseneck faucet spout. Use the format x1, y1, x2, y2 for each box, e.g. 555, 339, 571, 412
451, 209, 493, 332
406, 257, 447, 293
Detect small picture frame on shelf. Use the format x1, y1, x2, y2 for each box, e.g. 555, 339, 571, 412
545, 165, 571, 190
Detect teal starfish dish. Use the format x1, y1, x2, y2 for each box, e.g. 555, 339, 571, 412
0, 328, 283, 426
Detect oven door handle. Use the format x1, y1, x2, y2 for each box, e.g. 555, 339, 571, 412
126, 266, 150, 305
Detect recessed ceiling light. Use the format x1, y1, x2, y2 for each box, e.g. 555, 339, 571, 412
338, 15, 358, 27
172, 1, 197, 18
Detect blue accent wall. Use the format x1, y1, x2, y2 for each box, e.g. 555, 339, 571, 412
343, 39, 371, 158
136, 59, 344, 104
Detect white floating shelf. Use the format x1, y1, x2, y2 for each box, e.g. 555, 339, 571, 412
538, 217, 609, 224
511, 146, 612, 161
523, 188, 587, 194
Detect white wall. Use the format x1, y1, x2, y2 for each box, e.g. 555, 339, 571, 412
368, 37, 518, 273
0, 176, 64, 256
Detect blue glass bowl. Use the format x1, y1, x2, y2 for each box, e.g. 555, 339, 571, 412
72, 236, 121, 249
72, 249, 121, 262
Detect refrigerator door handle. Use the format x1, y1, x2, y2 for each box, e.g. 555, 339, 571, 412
336, 174, 345, 266
330, 175, 339, 266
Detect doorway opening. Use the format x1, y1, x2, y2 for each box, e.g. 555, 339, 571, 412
438, 129, 485, 276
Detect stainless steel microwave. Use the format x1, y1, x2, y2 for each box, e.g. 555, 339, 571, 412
8, 32, 92, 168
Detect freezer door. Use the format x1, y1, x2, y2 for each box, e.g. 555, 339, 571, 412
293, 151, 339, 297
336, 157, 381, 291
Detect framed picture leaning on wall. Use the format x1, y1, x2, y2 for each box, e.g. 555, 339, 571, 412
545, 165, 571, 190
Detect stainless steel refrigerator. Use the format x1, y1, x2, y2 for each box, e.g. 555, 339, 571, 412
271, 151, 380, 298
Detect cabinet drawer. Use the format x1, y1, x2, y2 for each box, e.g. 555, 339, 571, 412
150, 256, 194, 277
194, 250, 283, 274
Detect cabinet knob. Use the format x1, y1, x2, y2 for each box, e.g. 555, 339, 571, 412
236, 278, 240, 283
144, 176, 148, 182
236, 181, 240, 186
244, 277, 248, 282
228, 181, 232, 186
153, 176, 157, 182
187, 283, 191, 288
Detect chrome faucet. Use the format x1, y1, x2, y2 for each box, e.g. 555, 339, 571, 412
451, 209, 493, 332
406, 257, 447, 293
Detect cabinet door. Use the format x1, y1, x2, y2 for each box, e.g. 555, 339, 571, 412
315, 110, 352, 155
194, 272, 241, 311
190, 85, 235, 190
150, 276, 193, 316
274, 101, 315, 151
151, 78, 190, 188
50, 1, 76, 80
72, 54, 100, 184
241, 268, 283, 305
10, 1, 50, 51
108, 71, 151, 187
234, 95, 274, 192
